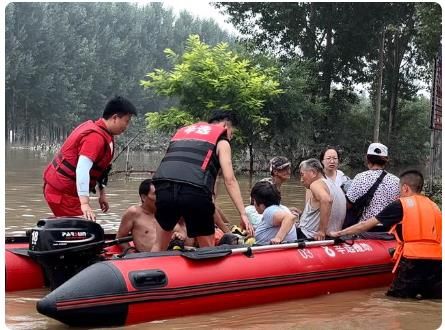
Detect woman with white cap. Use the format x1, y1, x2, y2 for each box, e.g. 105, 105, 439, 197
344, 142, 400, 228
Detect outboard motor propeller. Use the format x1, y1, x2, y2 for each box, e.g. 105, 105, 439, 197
28, 217, 105, 290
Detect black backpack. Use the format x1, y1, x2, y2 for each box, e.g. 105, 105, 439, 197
342, 171, 387, 228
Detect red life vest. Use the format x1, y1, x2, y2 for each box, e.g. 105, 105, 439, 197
153, 122, 227, 194
389, 195, 442, 272
43, 119, 113, 196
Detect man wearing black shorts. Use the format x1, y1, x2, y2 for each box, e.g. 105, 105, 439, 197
151, 110, 254, 251
330, 170, 441, 299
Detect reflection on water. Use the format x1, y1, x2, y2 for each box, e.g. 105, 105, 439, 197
4, 147, 442, 329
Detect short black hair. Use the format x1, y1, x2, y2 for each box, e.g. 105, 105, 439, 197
319, 146, 341, 163
366, 154, 387, 166
139, 179, 153, 197
207, 109, 238, 126
103, 96, 137, 119
400, 170, 424, 193
250, 181, 281, 208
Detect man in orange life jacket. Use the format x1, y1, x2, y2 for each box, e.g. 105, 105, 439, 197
330, 170, 441, 299
43, 96, 137, 221
151, 110, 254, 251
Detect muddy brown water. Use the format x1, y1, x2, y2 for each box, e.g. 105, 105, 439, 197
4, 147, 442, 329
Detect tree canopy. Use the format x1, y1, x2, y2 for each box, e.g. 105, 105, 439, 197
5, 2, 232, 144
212, 2, 440, 170
5, 2, 440, 174
141, 35, 282, 134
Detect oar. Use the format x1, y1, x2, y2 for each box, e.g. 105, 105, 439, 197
181, 239, 343, 260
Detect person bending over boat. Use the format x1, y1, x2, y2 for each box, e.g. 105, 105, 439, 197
319, 146, 351, 192
151, 110, 254, 251
116, 179, 186, 252
297, 158, 346, 241
43, 96, 137, 221
246, 156, 300, 229
329, 170, 441, 299
251, 181, 297, 245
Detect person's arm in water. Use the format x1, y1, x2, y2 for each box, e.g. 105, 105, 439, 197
216, 140, 254, 236
270, 210, 297, 244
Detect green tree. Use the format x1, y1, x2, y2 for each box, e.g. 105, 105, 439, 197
388, 97, 431, 169
215, 2, 438, 169
140, 34, 282, 173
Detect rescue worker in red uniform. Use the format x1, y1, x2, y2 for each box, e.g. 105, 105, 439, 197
330, 170, 441, 299
43, 96, 137, 221
151, 110, 254, 251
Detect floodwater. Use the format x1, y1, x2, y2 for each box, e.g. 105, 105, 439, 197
4, 147, 442, 330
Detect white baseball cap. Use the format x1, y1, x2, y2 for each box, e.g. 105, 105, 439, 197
367, 143, 388, 157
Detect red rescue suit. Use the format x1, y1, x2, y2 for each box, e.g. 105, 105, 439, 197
390, 195, 442, 272
43, 119, 113, 198
153, 122, 227, 194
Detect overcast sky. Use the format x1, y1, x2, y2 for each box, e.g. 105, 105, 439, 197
160, 1, 238, 34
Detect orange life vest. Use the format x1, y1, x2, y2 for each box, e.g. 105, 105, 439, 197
43, 119, 113, 196
389, 195, 442, 272
153, 122, 227, 194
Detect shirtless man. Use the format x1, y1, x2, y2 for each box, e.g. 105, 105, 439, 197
116, 179, 185, 252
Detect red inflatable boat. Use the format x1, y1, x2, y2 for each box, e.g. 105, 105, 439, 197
37, 236, 396, 327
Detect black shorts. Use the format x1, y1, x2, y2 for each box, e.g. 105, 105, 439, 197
386, 257, 442, 299
154, 181, 215, 238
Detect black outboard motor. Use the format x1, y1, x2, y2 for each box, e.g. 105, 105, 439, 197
28, 218, 105, 290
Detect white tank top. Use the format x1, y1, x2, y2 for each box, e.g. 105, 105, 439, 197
299, 178, 346, 238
